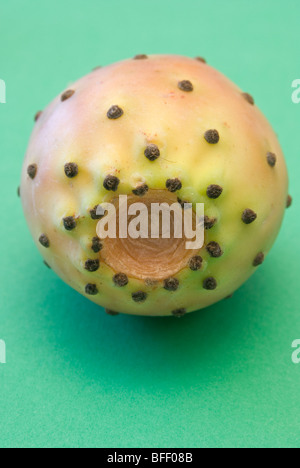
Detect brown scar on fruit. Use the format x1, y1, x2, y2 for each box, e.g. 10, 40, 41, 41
286, 195, 292, 208
132, 291, 147, 302
34, 111, 42, 122
113, 273, 129, 287
242, 93, 255, 105
44, 261, 51, 269
132, 184, 149, 196
17, 187, 20, 197
253, 252, 265, 267
61, 90, 75, 102
85, 284, 98, 295
107, 105, 124, 120
207, 185, 223, 199
64, 162, 79, 178
63, 216, 77, 231
103, 175, 120, 191
27, 164, 37, 179
172, 308, 186, 317
188, 256, 203, 271
85, 259, 100, 272
144, 144, 160, 161
266, 152, 277, 167
206, 241, 223, 258
163, 277, 179, 291
39, 234, 50, 248
92, 237, 103, 253
242, 209, 257, 224
166, 178, 182, 192
102, 190, 195, 282
105, 309, 119, 316
178, 80, 194, 92
203, 277, 217, 290
204, 129, 220, 144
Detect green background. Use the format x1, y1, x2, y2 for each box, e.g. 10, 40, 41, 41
0, 0, 299, 448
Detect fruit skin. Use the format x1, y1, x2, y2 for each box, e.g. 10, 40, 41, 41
20, 54, 289, 316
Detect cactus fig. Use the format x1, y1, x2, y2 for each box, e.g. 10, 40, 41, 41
20, 54, 290, 316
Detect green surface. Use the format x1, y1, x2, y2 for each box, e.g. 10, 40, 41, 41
0, 0, 299, 449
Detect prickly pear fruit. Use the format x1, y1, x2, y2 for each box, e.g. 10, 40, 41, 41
20, 54, 290, 316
